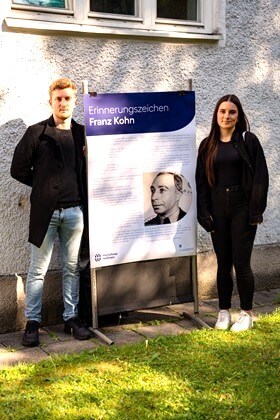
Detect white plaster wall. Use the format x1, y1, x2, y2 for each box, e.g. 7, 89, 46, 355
0, 0, 279, 277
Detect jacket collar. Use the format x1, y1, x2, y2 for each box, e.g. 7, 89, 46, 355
43, 115, 77, 141
231, 129, 242, 143
231, 129, 254, 171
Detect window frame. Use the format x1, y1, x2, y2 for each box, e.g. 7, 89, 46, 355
6, 0, 221, 41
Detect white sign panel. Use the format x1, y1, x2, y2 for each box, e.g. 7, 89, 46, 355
83, 91, 197, 268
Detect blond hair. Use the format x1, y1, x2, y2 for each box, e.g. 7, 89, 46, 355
49, 77, 77, 98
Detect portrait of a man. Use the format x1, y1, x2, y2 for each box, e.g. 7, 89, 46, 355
144, 172, 190, 226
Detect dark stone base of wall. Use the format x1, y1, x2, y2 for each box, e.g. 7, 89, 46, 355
0, 243, 279, 334
0, 272, 64, 334
197, 243, 280, 300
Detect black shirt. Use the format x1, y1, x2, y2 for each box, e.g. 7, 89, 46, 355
55, 128, 81, 208
214, 140, 243, 187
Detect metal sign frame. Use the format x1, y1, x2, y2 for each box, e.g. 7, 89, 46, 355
82, 81, 210, 345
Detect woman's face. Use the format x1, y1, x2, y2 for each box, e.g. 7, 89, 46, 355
217, 101, 239, 131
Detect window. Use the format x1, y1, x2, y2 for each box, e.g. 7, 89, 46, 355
13, 0, 67, 8
11, 0, 72, 16
90, 0, 135, 16
7, 0, 221, 40
157, 0, 198, 21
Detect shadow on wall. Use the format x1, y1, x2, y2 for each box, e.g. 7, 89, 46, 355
0, 118, 27, 163
0, 118, 31, 275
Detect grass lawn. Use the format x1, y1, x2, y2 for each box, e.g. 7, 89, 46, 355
0, 310, 279, 419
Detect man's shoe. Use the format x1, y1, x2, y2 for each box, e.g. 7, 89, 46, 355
230, 310, 253, 332
215, 310, 231, 330
22, 321, 40, 347
64, 317, 91, 340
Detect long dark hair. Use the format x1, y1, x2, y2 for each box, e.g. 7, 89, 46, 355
199, 94, 250, 187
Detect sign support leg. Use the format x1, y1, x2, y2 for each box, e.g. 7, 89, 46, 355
182, 255, 211, 329
88, 268, 114, 345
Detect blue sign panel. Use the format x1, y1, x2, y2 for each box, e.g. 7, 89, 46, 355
83, 91, 195, 136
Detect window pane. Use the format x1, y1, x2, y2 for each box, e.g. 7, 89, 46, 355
90, 1, 135, 15
157, 0, 198, 21
12, 0, 66, 7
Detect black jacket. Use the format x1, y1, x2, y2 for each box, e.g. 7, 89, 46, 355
195, 130, 269, 232
11, 116, 87, 247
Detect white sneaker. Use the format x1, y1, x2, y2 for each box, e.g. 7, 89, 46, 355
230, 310, 253, 332
215, 310, 231, 330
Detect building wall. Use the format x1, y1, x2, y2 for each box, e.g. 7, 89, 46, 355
0, 0, 279, 332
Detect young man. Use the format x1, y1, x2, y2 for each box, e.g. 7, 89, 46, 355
11, 77, 91, 346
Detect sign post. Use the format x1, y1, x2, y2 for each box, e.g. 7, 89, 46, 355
82, 81, 114, 345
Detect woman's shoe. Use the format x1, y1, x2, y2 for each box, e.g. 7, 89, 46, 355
215, 310, 231, 330
230, 310, 253, 332
64, 317, 91, 340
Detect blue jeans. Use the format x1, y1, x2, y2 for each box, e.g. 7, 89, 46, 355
25, 206, 84, 322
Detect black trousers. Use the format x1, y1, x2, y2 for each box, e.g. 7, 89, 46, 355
210, 187, 257, 311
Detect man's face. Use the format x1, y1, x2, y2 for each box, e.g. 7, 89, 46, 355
150, 173, 181, 217
49, 87, 77, 122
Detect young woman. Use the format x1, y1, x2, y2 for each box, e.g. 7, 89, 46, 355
196, 94, 269, 331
